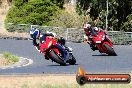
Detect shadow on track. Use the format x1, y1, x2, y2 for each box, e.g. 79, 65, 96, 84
47, 64, 78, 67
92, 54, 108, 56
92, 54, 117, 56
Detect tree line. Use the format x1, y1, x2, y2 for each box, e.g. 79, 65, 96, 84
5, 0, 64, 25
5, 0, 132, 31
76, 0, 132, 31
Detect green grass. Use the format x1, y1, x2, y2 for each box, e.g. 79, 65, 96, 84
3, 51, 19, 63
3, 51, 11, 59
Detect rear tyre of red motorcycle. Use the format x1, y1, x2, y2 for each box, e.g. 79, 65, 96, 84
105, 44, 117, 56
49, 50, 66, 66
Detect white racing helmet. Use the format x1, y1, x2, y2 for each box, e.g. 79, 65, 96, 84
30, 28, 40, 39
46, 31, 56, 37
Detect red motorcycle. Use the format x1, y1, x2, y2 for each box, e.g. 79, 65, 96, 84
39, 36, 76, 65
88, 30, 117, 56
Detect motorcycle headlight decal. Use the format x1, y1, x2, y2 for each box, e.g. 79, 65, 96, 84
96, 41, 101, 43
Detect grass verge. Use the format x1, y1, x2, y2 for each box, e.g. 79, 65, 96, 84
0, 75, 131, 88
0, 51, 19, 66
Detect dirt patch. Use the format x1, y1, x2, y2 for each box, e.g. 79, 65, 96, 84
0, 54, 33, 69
64, 4, 76, 13
0, 54, 14, 67
0, 32, 30, 38
0, 0, 10, 35
0, 75, 76, 88
0, 74, 131, 88
0, 55, 8, 66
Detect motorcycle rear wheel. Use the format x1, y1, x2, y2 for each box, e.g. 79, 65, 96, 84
49, 50, 66, 66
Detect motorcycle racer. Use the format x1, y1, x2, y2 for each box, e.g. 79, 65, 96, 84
29, 28, 69, 61
83, 23, 98, 51
83, 23, 117, 55
83, 23, 106, 50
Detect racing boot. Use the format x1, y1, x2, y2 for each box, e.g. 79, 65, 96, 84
64, 46, 73, 52
90, 44, 96, 51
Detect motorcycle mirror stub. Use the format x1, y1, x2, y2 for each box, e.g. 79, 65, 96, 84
76, 66, 131, 85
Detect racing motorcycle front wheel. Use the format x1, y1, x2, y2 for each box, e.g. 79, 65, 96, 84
105, 44, 117, 56
68, 53, 76, 65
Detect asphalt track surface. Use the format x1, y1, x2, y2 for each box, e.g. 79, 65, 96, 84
0, 39, 132, 74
